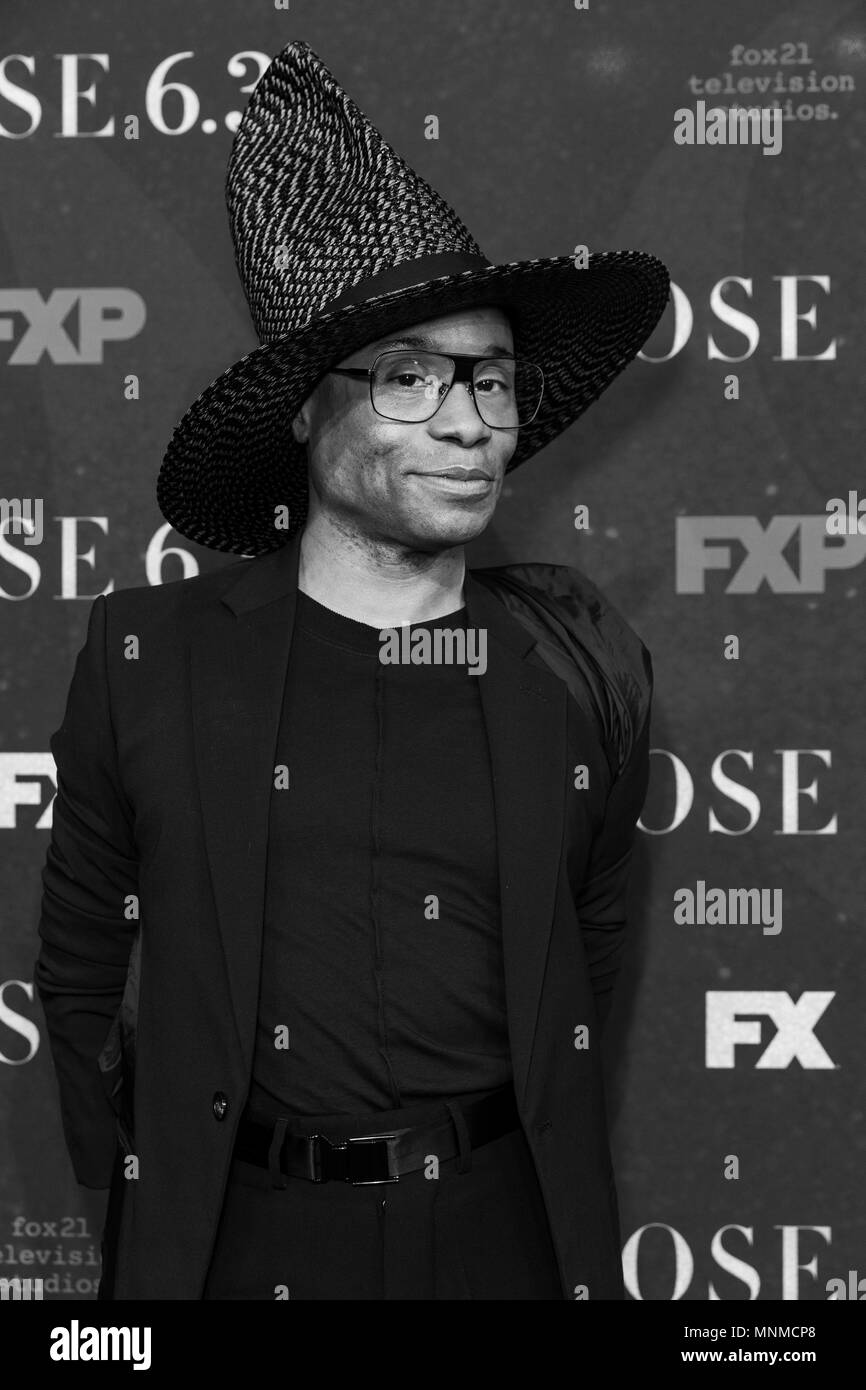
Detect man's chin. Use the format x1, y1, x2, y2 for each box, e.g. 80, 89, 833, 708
400, 508, 493, 551
401, 484, 500, 543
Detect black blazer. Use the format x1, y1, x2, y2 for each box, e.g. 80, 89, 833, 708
35, 526, 652, 1300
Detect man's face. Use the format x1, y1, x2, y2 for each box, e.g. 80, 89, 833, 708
292, 306, 519, 551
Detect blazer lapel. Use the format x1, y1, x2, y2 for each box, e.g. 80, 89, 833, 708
189, 536, 569, 1105
464, 572, 569, 1110
190, 531, 302, 1069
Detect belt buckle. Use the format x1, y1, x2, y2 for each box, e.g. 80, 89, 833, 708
307, 1132, 401, 1185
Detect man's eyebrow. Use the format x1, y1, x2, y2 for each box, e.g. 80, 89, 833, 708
370, 335, 514, 355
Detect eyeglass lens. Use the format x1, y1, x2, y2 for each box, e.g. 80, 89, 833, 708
371, 351, 543, 427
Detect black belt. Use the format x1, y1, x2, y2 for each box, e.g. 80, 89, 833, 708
234, 1085, 520, 1185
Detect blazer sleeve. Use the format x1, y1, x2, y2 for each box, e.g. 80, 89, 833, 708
34, 592, 139, 1189
574, 640, 653, 1037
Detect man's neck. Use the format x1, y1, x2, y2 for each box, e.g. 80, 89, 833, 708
297, 519, 466, 628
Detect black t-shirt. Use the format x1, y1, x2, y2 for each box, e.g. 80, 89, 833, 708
247, 588, 512, 1116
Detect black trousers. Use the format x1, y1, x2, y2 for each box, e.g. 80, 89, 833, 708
202, 1088, 564, 1300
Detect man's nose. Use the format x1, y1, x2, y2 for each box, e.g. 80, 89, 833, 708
431, 380, 490, 434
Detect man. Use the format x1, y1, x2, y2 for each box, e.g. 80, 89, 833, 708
35, 41, 669, 1300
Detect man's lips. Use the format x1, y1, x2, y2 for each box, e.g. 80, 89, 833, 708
413, 467, 493, 481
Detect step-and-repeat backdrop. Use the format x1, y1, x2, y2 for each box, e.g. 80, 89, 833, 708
1, 0, 863, 1300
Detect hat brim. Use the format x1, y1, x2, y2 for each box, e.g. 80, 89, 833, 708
157, 250, 669, 556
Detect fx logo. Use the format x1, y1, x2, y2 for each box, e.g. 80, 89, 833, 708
0, 289, 145, 363
705, 991, 836, 1068
675, 516, 866, 594
0, 753, 56, 828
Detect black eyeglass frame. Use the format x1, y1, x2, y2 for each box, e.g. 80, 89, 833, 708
327, 350, 545, 430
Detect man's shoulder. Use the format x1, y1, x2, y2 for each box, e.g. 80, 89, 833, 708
473, 558, 651, 675
473, 558, 653, 774
100, 556, 253, 621
483, 557, 629, 614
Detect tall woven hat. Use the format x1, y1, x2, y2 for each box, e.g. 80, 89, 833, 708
157, 40, 670, 557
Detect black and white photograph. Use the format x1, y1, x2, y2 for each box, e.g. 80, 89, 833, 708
0, 0, 863, 1363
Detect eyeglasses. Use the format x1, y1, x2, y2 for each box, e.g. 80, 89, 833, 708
328, 349, 545, 429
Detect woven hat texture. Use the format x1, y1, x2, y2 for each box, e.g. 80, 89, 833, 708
157, 40, 671, 555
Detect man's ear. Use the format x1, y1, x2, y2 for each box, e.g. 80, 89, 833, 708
291, 376, 328, 444
291, 401, 310, 444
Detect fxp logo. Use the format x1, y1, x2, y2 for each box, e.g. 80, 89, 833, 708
676, 516, 865, 594
0, 289, 145, 363
705, 991, 836, 1068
